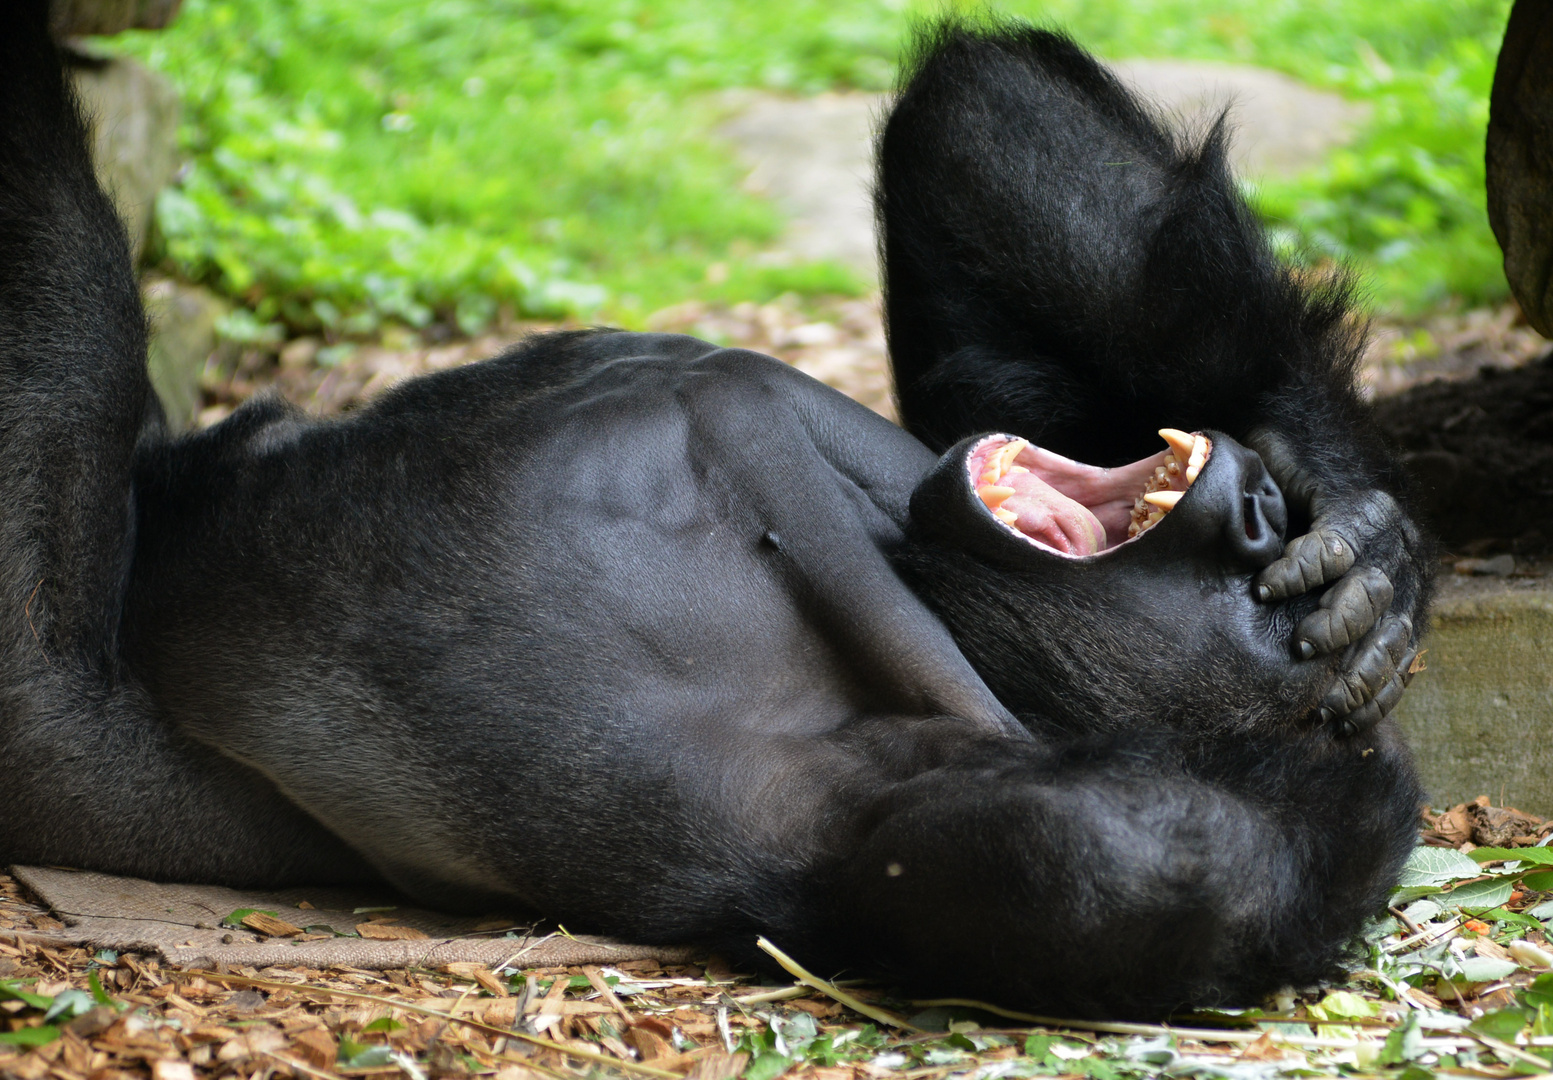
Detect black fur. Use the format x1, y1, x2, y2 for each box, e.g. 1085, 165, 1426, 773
0, 8, 1424, 1019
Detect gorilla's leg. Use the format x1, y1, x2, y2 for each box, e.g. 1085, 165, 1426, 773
876, 21, 1434, 738
0, 2, 374, 885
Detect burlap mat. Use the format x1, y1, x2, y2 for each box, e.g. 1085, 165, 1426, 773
10, 866, 696, 971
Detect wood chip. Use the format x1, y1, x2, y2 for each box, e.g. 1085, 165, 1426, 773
151, 1061, 196, 1080
290, 1027, 337, 1070
355, 923, 429, 941
242, 913, 304, 938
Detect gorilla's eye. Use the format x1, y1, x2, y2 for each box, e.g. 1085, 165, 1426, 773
969, 428, 1213, 557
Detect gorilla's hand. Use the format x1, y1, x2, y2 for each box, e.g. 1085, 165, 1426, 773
1246, 429, 1424, 737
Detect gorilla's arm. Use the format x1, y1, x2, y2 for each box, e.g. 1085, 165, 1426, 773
807, 716, 1420, 1019
0, 2, 374, 884
875, 21, 1434, 734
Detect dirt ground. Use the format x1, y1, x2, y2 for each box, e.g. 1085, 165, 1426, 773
191, 295, 1553, 561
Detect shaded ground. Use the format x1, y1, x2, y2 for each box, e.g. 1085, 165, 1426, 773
1371, 311, 1553, 558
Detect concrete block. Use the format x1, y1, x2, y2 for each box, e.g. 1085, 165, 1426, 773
70, 52, 181, 264
144, 279, 225, 430
1393, 572, 1553, 815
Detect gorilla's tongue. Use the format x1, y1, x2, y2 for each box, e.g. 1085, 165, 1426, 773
968, 430, 1210, 555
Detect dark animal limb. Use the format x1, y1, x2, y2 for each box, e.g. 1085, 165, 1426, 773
0, 2, 376, 885
876, 19, 1436, 734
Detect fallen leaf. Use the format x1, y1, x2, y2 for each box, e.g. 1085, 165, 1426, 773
355, 923, 429, 941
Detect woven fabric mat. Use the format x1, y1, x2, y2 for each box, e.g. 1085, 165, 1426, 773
10, 865, 696, 971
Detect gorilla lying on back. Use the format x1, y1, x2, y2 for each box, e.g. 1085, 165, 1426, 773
0, 8, 1431, 1018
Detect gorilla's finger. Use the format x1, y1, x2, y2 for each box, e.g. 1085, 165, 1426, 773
1294, 566, 1393, 659
1317, 615, 1413, 722
1256, 528, 1357, 603
1333, 662, 1411, 737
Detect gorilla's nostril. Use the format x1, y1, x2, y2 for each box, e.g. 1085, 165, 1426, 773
1243, 494, 1263, 541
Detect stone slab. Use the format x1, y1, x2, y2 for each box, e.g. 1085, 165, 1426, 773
1394, 572, 1553, 815
717, 59, 1367, 278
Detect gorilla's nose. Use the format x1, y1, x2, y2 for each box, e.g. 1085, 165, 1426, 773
1217, 438, 1287, 569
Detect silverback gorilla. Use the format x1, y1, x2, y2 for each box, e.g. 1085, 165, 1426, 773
1, 9, 1432, 1018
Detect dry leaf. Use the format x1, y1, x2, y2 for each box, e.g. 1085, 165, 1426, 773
151, 1061, 196, 1080
355, 923, 429, 940
1238, 1032, 1285, 1061
624, 1024, 674, 1061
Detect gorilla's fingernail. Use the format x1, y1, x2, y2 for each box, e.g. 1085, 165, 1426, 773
1257, 584, 1272, 603
1318, 707, 1335, 723
1298, 640, 1316, 660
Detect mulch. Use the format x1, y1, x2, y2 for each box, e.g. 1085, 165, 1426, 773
5, 795, 1553, 1080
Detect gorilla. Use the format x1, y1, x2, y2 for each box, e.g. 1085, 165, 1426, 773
0, 8, 1431, 1018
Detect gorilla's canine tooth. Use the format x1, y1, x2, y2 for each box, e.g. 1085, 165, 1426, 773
1159, 428, 1196, 460
1143, 490, 1182, 510
993, 507, 1019, 525
1185, 464, 1200, 484
1189, 436, 1208, 471
977, 485, 1016, 508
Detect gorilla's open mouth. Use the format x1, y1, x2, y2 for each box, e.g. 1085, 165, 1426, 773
968, 429, 1212, 557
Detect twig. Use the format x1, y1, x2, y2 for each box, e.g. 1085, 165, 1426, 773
1386, 916, 1463, 954
583, 964, 632, 1024
1474, 1033, 1553, 1072
755, 937, 922, 1032
261, 1050, 348, 1080
187, 969, 676, 1078
906, 997, 1383, 1050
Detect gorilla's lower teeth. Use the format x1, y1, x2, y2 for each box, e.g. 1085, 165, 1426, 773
1126, 429, 1210, 539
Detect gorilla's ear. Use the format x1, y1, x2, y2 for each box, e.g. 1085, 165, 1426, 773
877, 19, 1355, 460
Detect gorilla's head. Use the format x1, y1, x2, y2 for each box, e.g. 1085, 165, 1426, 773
902, 432, 1322, 737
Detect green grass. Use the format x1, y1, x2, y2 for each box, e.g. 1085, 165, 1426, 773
105, 0, 1513, 339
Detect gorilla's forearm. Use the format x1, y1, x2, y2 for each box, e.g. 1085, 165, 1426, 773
809, 722, 1420, 1019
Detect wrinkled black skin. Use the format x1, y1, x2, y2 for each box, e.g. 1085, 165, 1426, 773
880, 22, 1436, 736
0, 7, 1423, 1019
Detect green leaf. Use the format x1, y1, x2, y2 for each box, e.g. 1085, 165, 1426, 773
1524, 871, 1553, 891
42, 989, 96, 1024
1521, 974, 1553, 1010
1444, 879, 1515, 909
86, 969, 115, 1008
361, 1016, 405, 1034
1398, 846, 1483, 887
1459, 905, 1543, 928
1469, 847, 1553, 866
1316, 990, 1378, 1020
744, 1051, 791, 1080
1381, 1012, 1426, 1065
1025, 1034, 1057, 1059
0, 1025, 62, 1048
0, 980, 53, 1010
1456, 955, 1520, 982
220, 907, 278, 928
1468, 1007, 1533, 1042
337, 1035, 394, 1069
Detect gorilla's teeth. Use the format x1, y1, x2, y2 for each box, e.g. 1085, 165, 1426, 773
1159, 428, 1196, 460
1188, 435, 1208, 473
980, 438, 1029, 486
977, 484, 1016, 508
993, 507, 1019, 525
1143, 490, 1182, 510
